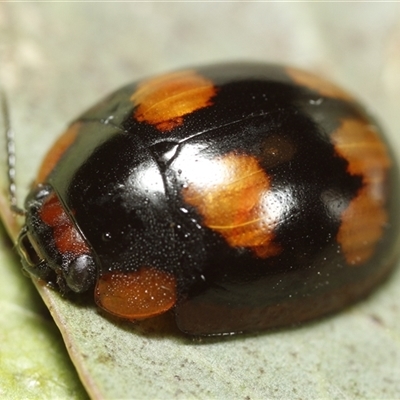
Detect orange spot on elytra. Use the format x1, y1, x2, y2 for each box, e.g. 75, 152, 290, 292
182, 154, 281, 258
131, 70, 216, 132
39, 192, 89, 256
95, 267, 177, 319
332, 119, 391, 265
286, 67, 354, 101
36, 122, 82, 184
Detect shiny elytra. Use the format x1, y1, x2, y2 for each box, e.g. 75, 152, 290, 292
17, 63, 400, 336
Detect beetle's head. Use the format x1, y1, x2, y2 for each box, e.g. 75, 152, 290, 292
17, 184, 97, 293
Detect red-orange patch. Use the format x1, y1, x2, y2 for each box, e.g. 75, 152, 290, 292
36, 122, 82, 184
131, 70, 216, 132
95, 267, 177, 320
39, 192, 89, 256
286, 67, 354, 101
182, 153, 281, 258
332, 119, 391, 265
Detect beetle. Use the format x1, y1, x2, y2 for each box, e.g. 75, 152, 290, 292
15, 62, 400, 336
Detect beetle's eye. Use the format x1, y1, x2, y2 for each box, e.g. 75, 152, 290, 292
65, 254, 96, 293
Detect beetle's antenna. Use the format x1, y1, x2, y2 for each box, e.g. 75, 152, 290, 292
1, 90, 25, 216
